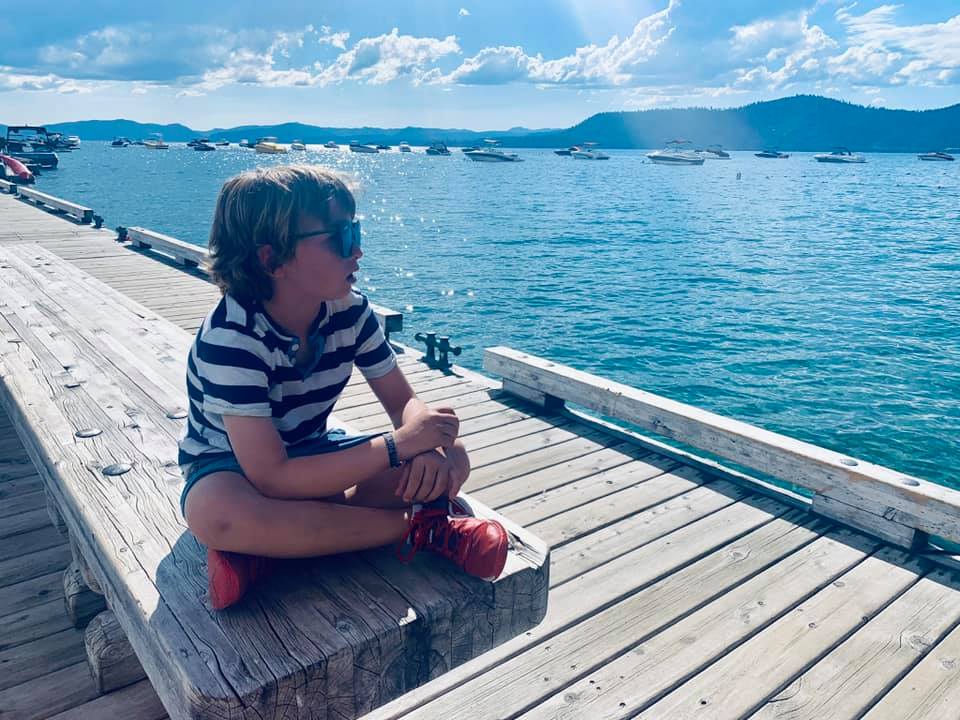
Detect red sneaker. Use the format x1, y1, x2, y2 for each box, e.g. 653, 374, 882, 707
206, 548, 273, 610
398, 506, 509, 581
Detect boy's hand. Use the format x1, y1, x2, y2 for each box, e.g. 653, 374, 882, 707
395, 449, 451, 503
393, 406, 459, 459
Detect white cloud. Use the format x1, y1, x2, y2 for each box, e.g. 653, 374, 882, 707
0, 67, 99, 93
318, 26, 350, 50
437, 0, 677, 86
316, 28, 460, 86
732, 11, 836, 89
459, 8, 470, 17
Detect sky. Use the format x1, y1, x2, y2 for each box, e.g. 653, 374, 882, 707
2, 0, 958, 130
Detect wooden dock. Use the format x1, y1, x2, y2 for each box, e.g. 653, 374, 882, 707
1, 190, 959, 719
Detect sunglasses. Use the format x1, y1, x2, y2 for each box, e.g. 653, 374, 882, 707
292, 219, 362, 258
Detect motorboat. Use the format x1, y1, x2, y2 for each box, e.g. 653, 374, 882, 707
3, 126, 60, 167
349, 142, 379, 153
193, 141, 216, 151
290, 140, 307, 151
215, 140, 230, 146
398, 142, 412, 153
324, 141, 339, 149
65, 135, 81, 149
376, 144, 392, 151
187, 138, 210, 147
647, 140, 704, 165
239, 139, 252, 148
0, 154, 35, 184
425, 142, 451, 156
699, 144, 731, 159
144, 133, 169, 149
554, 146, 580, 156
755, 149, 789, 159
111, 137, 130, 147
813, 147, 866, 163
571, 142, 609, 160
255, 137, 287, 154
918, 150, 954, 161
465, 140, 523, 162
461, 146, 481, 153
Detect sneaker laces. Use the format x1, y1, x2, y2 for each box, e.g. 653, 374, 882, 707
397, 507, 451, 564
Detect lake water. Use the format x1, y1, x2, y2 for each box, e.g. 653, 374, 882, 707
34, 143, 960, 488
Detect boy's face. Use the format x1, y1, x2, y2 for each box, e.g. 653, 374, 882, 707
275, 204, 362, 302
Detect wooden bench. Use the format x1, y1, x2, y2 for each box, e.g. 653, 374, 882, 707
16, 186, 94, 224
0, 244, 548, 719
123, 226, 403, 340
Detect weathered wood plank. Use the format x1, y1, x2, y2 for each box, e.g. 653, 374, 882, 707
0, 572, 65, 617
0, 598, 74, 651
0, 541, 70, 588
85, 610, 148, 692
632, 547, 923, 719
861, 610, 960, 719
0, 661, 100, 720
0, 627, 87, 691
753, 566, 960, 720
45, 678, 168, 720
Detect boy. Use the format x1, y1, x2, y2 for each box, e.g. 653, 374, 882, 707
179, 165, 508, 609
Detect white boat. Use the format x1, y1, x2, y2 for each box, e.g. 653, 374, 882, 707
465, 140, 523, 162
66, 135, 81, 148
324, 141, 339, 149
918, 150, 954, 161
813, 147, 866, 163
398, 142, 412, 153
647, 140, 704, 165
290, 140, 307, 151
255, 137, 287, 154
571, 142, 609, 160
349, 142, 379, 154
143, 133, 169, 150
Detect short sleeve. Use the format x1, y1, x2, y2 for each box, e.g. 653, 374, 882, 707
353, 298, 397, 380
191, 325, 273, 416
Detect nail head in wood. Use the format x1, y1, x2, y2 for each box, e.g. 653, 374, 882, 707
102, 463, 132, 476
75, 428, 103, 438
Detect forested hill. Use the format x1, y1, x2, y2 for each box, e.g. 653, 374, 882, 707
8, 95, 959, 152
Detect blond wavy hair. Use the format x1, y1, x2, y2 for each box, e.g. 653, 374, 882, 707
208, 164, 356, 302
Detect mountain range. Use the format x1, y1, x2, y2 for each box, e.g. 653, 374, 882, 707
5, 96, 959, 152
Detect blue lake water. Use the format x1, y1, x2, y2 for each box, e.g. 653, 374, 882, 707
34, 143, 960, 488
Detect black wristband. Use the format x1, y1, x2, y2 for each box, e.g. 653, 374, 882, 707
383, 432, 403, 468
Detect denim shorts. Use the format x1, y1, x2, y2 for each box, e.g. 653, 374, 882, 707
180, 428, 376, 516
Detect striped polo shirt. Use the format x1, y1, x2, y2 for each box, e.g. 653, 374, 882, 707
178, 290, 396, 467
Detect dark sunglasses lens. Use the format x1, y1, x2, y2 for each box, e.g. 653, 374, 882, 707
340, 221, 361, 257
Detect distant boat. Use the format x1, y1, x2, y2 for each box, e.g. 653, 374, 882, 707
554, 146, 579, 156
398, 142, 412, 153
65, 135, 81, 148
571, 142, 609, 160
324, 141, 339, 149
699, 144, 731, 159
918, 150, 954, 161
755, 149, 789, 159
425, 142, 451, 156
111, 137, 130, 147
647, 140, 704, 166
215, 140, 230, 146
255, 137, 287, 154
376, 144, 392, 151
813, 147, 866, 163
144, 133, 169, 150
290, 140, 307, 151
465, 139, 523, 162
193, 141, 216, 152
349, 142, 379, 153
238, 139, 252, 148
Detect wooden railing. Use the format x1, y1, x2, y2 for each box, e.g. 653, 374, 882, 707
484, 346, 960, 552
17, 186, 94, 224
124, 226, 404, 338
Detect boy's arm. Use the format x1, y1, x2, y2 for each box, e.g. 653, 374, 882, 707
223, 415, 394, 499
365, 365, 427, 429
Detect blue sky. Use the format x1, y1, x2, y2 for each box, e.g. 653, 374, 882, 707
2, 0, 958, 129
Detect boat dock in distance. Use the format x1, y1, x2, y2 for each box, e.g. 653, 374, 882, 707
0, 184, 959, 719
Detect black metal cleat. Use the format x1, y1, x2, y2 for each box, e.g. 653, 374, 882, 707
414, 331, 462, 370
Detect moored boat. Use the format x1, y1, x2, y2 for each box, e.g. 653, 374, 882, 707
255, 137, 287, 154
465, 139, 523, 162
755, 149, 789, 159
324, 141, 339, 149
554, 146, 580, 156
813, 147, 866, 163
647, 140, 704, 166
699, 144, 731, 159
425, 142, 451, 156
290, 140, 307, 151
349, 142, 379, 153
398, 142, 412, 152
144, 133, 169, 150
571, 142, 609, 160
193, 141, 216, 151
918, 150, 955, 161
111, 137, 131, 147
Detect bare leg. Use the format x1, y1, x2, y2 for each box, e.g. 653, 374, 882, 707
184, 471, 411, 558
344, 466, 411, 509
